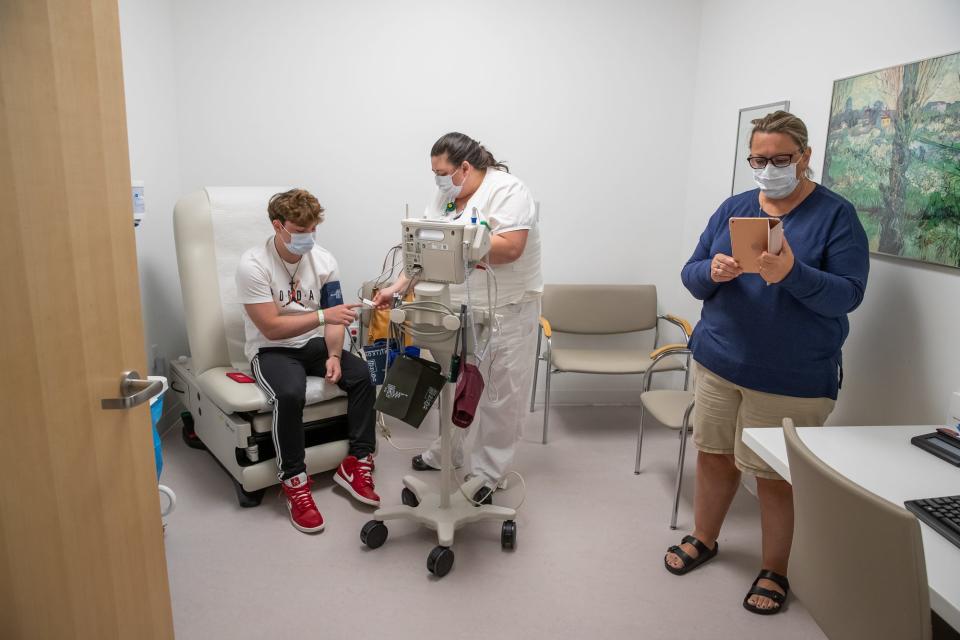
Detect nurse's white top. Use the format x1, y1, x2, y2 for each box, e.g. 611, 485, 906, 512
424, 168, 542, 308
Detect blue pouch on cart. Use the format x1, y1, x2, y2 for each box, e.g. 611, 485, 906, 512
363, 339, 393, 385
387, 344, 421, 367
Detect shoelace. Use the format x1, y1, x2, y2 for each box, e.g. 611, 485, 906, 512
285, 482, 316, 511
355, 460, 374, 488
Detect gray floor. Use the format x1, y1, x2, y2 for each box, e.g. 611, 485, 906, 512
160, 404, 826, 640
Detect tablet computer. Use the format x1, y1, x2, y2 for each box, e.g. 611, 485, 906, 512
729, 217, 783, 273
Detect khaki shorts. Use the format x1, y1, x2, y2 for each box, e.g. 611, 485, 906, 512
692, 362, 835, 479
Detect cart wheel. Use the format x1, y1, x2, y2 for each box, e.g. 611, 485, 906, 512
501, 520, 517, 550
401, 487, 420, 507
360, 520, 388, 549
427, 546, 454, 577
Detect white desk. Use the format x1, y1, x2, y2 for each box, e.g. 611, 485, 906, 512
743, 425, 960, 631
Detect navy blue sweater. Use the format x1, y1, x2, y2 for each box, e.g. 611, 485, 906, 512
681, 185, 869, 400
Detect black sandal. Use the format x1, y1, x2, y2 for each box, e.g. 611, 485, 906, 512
742, 569, 790, 615
664, 535, 719, 576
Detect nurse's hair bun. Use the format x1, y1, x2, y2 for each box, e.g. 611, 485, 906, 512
267, 188, 325, 226
431, 132, 510, 173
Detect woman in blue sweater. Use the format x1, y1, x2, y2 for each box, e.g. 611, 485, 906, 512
664, 111, 869, 615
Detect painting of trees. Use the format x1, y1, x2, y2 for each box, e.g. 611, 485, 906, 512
823, 51, 960, 268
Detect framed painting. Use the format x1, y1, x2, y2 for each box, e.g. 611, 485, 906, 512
822, 50, 960, 268
731, 100, 790, 195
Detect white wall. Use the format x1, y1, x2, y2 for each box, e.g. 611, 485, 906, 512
679, 0, 960, 425
119, 0, 188, 389
166, 0, 704, 403
121, 0, 959, 419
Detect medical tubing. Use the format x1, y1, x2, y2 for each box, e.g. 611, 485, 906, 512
462, 252, 479, 358
360, 244, 402, 300
401, 301, 456, 315
470, 262, 497, 361
462, 254, 497, 361
481, 261, 498, 349
400, 266, 422, 300
376, 244, 402, 286
376, 413, 423, 451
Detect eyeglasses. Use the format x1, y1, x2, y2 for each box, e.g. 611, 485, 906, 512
747, 150, 802, 170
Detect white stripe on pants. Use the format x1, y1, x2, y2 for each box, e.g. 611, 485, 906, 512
421, 298, 540, 487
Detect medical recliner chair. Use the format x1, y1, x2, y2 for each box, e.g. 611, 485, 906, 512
171, 187, 350, 507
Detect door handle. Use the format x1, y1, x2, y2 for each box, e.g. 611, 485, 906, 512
101, 370, 163, 410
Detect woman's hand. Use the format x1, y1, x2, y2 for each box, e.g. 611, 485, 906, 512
759, 237, 795, 284
710, 253, 743, 283
372, 285, 398, 309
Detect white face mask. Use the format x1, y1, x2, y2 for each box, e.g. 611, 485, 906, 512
280, 225, 315, 256
754, 162, 800, 199
435, 166, 465, 199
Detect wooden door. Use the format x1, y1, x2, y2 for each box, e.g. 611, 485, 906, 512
0, 0, 175, 637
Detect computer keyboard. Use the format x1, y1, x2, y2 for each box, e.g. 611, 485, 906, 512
905, 495, 960, 550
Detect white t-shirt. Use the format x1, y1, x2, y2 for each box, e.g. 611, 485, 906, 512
424, 168, 542, 307
236, 237, 344, 362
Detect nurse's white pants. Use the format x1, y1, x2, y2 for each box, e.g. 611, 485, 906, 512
421, 298, 540, 488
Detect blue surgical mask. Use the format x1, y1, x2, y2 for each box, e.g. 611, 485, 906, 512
435, 166, 464, 199
754, 162, 800, 199
280, 226, 315, 255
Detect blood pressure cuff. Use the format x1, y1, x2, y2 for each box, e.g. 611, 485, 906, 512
452, 362, 484, 428
374, 354, 446, 428
320, 280, 344, 308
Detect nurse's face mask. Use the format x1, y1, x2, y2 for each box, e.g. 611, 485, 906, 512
435, 163, 466, 199
277, 222, 316, 256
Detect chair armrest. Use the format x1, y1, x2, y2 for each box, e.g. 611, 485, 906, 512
643, 343, 692, 392
539, 316, 552, 338
649, 343, 691, 361
659, 314, 693, 341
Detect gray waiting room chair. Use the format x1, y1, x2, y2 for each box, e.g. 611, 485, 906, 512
633, 342, 694, 529
529, 284, 692, 444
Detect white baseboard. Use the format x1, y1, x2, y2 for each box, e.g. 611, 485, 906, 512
530, 389, 645, 406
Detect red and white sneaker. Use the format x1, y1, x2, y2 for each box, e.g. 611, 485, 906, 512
281, 473, 324, 533
334, 455, 380, 507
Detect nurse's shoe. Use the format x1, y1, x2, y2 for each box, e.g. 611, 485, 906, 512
412, 454, 462, 471
281, 473, 324, 533
334, 455, 380, 507
472, 486, 494, 506
411, 454, 439, 471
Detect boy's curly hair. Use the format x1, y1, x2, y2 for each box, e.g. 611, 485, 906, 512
267, 188, 324, 227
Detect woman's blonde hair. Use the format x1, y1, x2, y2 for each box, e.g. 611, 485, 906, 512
750, 110, 814, 178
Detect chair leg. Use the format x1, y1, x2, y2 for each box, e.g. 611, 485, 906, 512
670, 404, 694, 530
529, 331, 543, 413
634, 403, 646, 474
542, 364, 552, 444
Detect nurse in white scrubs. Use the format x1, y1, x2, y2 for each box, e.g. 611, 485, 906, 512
374, 132, 543, 503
